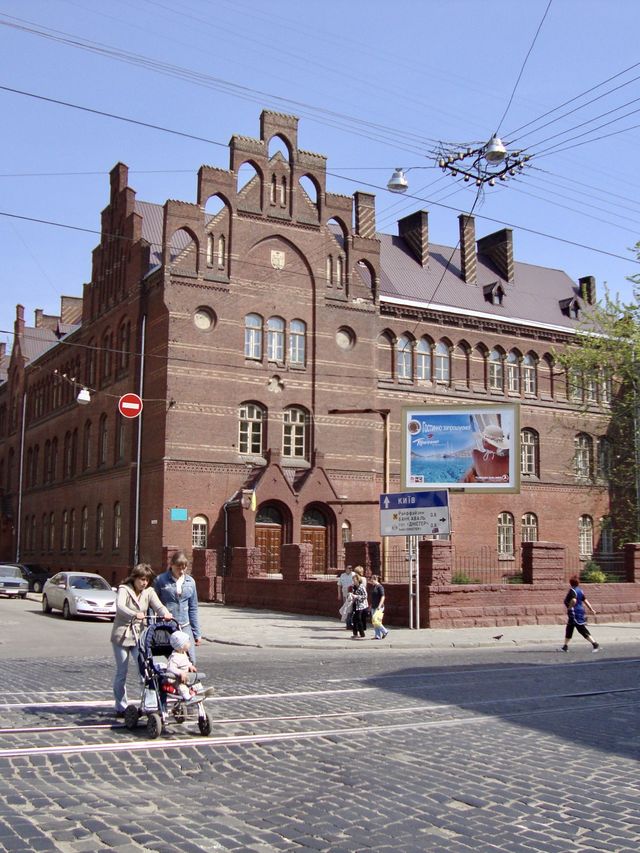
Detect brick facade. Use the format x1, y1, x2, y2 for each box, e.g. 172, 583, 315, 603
0, 111, 625, 619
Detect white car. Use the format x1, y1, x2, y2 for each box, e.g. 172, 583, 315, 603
42, 572, 116, 620
0, 565, 29, 598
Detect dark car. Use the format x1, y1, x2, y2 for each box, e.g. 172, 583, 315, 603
1, 563, 51, 593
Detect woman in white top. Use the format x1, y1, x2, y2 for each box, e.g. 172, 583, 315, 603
110, 563, 171, 717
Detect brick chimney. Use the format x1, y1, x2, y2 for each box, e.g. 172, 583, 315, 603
15, 304, 24, 338
354, 192, 376, 238
458, 214, 476, 283
578, 275, 596, 305
398, 210, 429, 267
477, 228, 514, 283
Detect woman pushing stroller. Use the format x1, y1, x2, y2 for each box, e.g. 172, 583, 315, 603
110, 564, 172, 718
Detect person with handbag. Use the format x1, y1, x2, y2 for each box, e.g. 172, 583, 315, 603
351, 572, 368, 639
110, 563, 171, 718
370, 573, 389, 640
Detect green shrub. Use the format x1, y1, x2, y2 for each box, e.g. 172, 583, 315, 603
451, 571, 480, 584
506, 573, 524, 584
580, 561, 607, 584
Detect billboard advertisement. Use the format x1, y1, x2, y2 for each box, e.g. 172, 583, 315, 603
401, 404, 520, 493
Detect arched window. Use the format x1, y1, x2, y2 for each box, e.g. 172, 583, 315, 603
49, 512, 55, 551
30, 515, 37, 552
267, 316, 285, 363
69, 508, 76, 552
489, 348, 504, 391
44, 440, 51, 484
523, 353, 537, 395
244, 314, 263, 360
377, 333, 395, 381
192, 514, 208, 548
239, 403, 265, 456
283, 407, 307, 459
289, 320, 306, 365
497, 511, 514, 557
280, 176, 287, 207
599, 517, 613, 554
416, 338, 432, 381
61, 509, 69, 552
568, 368, 583, 403
115, 416, 125, 462
83, 420, 92, 470
50, 437, 58, 482
335, 256, 343, 287
206, 233, 214, 267
113, 501, 122, 550
396, 335, 413, 381
101, 330, 112, 384
579, 515, 593, 558
63, 432, 72, 479
217, 234, 226, 269
118, 321, 130, 371
98, 414, 108, 467
341, 520, 352, 546
574, 433, 593, 480
86, 340, 96, 386
42, 513, 49, 552
270, 174, 277, 205
520, 429, 539, 477
434, 341, 450, 383
80, 506, 89, 551
597, 437, 611, 480
521, 512, 538, 543
96, 504, 104, 552
506, 351, 520, 393
26, 447, 33, 487
326, 255, 333, 284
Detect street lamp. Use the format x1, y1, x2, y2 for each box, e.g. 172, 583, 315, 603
328, 408, 391, 577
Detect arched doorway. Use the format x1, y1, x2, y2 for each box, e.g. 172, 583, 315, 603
301, 507, 328, 573
255, 505, 284, 574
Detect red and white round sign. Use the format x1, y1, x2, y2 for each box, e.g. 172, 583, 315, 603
118, 392, 143, 419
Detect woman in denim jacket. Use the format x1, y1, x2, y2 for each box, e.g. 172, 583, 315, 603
154, 551, 202, 661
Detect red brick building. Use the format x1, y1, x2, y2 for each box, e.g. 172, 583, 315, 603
0, 110, 614, 590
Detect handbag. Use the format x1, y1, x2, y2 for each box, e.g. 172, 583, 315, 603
371, 608, 384, 628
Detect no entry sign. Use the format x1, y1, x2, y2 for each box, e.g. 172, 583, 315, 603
118, 392, 143, 419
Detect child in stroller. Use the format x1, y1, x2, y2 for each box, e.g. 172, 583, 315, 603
166, 630, 199, 701
123, 617, 212, 738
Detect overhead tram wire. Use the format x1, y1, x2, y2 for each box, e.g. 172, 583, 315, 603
495, 0, 554, 134
530, 167, 640, 212
0, 16, 440, 156
533, 119, 640, 159
504, 60, 640, 141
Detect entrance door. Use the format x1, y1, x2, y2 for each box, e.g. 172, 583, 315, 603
255, 505, 284, 574
301, 508, 328, 572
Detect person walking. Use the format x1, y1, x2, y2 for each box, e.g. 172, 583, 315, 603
111, 564, 171, 718
337, 566, 355, 629
154, 551, 202, 662
351, 572, 368, 639
562, 574, 600, 652
370, 573, 389, 640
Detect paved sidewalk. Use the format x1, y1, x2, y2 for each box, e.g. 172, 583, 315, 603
197, 603, 640, 651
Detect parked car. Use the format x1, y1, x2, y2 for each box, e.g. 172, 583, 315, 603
0, 564, 29, 598
2, 563, 52, 593
42, 572, 116, 620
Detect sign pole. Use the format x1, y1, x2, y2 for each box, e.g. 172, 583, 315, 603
133, 314, 146, 567
415, 535, 421, 630
408, 535, 414, 630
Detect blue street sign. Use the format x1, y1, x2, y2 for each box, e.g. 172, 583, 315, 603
379, 490, 450, 537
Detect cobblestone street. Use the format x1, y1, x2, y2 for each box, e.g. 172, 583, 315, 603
0, 622, 639, 852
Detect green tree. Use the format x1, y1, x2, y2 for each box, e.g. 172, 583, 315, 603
555, 277, 640, 546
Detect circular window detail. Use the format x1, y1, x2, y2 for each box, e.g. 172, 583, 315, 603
336, 326, 356, 350
193, 307, 216, 331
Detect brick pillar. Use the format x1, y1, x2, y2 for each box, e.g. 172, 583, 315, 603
230, 547, 263, 578
344, 541, 380, 577
522, 541, 565, 585
419, 540, 452, 585
281, 543, 314, 581
623, 543, 640, 583
191, 548, 219, 602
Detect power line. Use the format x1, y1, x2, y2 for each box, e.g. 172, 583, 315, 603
495, 0, 554, 133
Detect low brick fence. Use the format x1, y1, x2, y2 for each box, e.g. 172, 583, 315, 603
188, 541, 640, 629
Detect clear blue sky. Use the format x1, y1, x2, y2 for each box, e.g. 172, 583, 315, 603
2, 0, 640, 343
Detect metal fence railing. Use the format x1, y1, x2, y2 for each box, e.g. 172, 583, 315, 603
451, 545, 522, 585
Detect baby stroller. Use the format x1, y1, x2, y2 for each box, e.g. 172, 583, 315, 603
123, 617, 213, 739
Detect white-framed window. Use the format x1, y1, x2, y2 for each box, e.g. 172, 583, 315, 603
506, 351, 520, 393
600, 369, 612, 406
192, 514, 208, 548
523, 353, 537, 395
584, 371, 598, 404
520, 429, 539, 477
396, 335, 413, 381
80, 506, 89, 551
568, 368, 583, 402
599, 517, 613, 554
96, 504, 104, 552
579, 515, 593, 558
283, 407, 306, 459
489, 348, 504, 391
497, 512, 515, 557
244, 314, 263, 360
113, 501, 121, 550
574, 433, 593, 479
416, 338, 432, 381
521, 512, 538, 543
341, 520, 352, 546
597, 436, 611, 480
267, 316, 285, 363
434, 341, 450, 383
239, 403, 265, 455
289, 319, 306, 365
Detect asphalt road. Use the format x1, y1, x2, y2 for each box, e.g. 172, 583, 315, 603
1, 596, 639, 852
